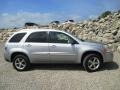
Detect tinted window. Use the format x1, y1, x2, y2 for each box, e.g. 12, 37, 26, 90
49, 32, 75, 44
9, 33, 26, 42
26, 32, 47, 43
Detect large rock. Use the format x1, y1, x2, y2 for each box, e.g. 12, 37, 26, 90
0, 33, 3, 40
111, 30, 118, 36
117, 46, 120, 53
0, 29, 16, 42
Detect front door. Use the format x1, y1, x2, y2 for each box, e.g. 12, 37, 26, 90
49, 31, 78, 63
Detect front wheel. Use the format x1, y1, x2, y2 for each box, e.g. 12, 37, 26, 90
13, 55, 30, 71
83, 54, 102, 72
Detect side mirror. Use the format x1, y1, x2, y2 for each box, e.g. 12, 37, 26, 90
71, 40, 76, 45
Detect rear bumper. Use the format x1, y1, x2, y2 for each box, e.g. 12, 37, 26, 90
4, 51, 11, 62
104, 52, 113, 62
4, 57, 11, 62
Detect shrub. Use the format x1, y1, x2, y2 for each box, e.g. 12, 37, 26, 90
118, 10, 120, 13
99, 11, 111, 18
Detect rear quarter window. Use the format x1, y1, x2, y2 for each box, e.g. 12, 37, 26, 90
9, 33, 26, 42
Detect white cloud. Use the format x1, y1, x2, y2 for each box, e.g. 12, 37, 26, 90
68, 15, 81, 21
1, 13, 9, 16
0, 12, 58, 28
0, 12, 82, 28
89, 15, 98, 19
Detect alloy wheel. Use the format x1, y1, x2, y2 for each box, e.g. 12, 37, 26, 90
87, 57, 100, 70
15, 58, 26, 70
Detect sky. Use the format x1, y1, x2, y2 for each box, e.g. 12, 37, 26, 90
0, 0, 120, 28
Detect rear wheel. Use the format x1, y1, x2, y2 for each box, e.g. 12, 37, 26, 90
13, 55, 30, 71
83, 54, 102, 72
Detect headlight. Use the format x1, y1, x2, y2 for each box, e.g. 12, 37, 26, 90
104, 44, 111, 52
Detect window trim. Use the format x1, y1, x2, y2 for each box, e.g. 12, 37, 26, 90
25, 31, 48, 43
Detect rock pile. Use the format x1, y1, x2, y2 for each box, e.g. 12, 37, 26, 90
0, 29, 17, 43
49, 11, 120, 52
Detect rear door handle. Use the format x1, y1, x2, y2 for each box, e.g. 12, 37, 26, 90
25, 44, 32, 47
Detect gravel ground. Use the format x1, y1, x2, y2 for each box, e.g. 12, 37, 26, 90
0, 43, 120, 90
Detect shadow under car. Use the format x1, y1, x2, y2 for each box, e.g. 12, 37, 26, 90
29, 62, 119, 71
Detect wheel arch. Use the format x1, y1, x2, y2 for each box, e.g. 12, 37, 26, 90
11, 52, 30, 62
81, 50, 103, 65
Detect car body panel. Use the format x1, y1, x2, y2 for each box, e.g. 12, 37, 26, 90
23, 43, 49, 63
49, 43, 78, 63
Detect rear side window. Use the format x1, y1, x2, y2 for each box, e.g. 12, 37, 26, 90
26, 32, 47, 43
9, 33, 26, 42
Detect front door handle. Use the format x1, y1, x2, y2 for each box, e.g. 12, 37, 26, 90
51, 45, 56, 48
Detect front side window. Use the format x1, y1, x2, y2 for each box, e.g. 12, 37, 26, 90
9, 33, 26, 42
49, 32, 76, 44
26, 32, 47, 43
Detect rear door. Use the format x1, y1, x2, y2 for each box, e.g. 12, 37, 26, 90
24, 31, 49, 63
49, 31, 78, 63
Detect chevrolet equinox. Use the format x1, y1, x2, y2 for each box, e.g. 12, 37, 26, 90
4, 29, 113, 72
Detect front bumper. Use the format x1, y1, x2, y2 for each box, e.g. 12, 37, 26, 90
104, 51, 113, 62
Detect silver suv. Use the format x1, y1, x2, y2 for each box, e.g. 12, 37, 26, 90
4, 29, 113, 72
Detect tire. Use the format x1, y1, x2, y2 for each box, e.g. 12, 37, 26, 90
13, 54, 30, 71
83, 54, 102, 72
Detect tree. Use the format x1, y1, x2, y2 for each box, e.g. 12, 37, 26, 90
25, 22, 38, 27
50, 21, 60, 24
99, 11, 111, 18
118, 10, 120, 13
